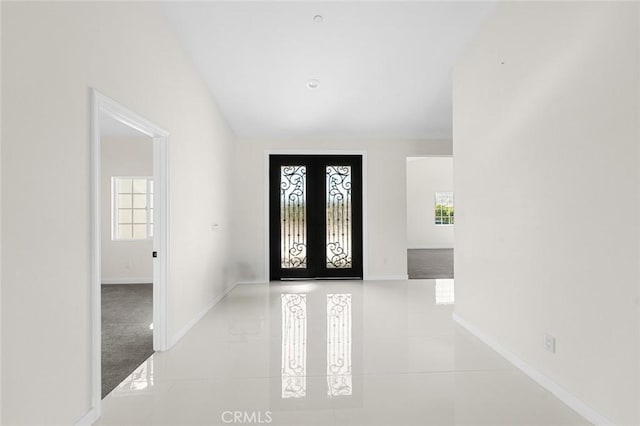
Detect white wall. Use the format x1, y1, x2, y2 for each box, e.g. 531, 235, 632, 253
232, 139, 452, 283
406, 157, 454, 249
1, 2, 236, 424
453, 2, 639, 424
101, 136, 153, 284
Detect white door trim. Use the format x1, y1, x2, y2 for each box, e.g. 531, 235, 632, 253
263, 150, 368, 281
90, 89, 170, 420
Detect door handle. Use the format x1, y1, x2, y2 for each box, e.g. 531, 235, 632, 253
152, 251, 158, 258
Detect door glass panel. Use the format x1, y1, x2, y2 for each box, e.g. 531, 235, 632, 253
280, 166, 307, 269
326, 166, 352, 269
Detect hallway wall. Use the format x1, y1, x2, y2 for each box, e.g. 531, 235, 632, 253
232, 139, 451, 282
453, 2, 639, 424
1, 2, 236, 424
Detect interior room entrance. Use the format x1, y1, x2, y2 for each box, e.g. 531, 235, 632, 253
406, 156, 454, 279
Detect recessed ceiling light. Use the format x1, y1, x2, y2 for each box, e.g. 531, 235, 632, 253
306, 79, 320, 89
313, 15, 323, 22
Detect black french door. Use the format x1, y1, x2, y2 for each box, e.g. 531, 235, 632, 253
269, 155, 363, 280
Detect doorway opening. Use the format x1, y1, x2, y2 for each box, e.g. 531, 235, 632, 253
269, 155, 363, 281
100, 118, 154, 397
91, 90, 169, 416
406, 156, 454, 279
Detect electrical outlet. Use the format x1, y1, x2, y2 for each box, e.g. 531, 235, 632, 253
544, 334, 556, 354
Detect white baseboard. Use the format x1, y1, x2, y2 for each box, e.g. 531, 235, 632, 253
452, 313, 612, 426
168, 281, 238, 348
101, 277, 153, 284
366, 274, 409, 281
236, 280, 269, 285
74, 407, 98, 426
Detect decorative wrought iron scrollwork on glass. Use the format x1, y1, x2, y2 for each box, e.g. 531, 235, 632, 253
280, 166, 307, 269
281, 293, 307, 398
327, 294, 352, 397
326, 166, 352, 269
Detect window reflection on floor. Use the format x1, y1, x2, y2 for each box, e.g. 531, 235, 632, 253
435, 279, 455, 305
281, 293, 307, 398
327, 294, 352, 397
113, 357, 154, 396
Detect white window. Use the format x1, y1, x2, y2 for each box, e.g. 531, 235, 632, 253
112, 177, 153, 240
435, 192, 454, 225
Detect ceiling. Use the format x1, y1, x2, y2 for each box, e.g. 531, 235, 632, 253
161, 2, 494, 140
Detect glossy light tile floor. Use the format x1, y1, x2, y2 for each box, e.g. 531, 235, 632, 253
97, 280, 589, 426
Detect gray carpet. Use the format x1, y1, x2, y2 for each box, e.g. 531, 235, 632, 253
102, 284, 154, 398
407, 248, 454, 279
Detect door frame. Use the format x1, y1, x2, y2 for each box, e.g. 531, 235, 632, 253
90, 89, 170, 417
263, 150, 368, 281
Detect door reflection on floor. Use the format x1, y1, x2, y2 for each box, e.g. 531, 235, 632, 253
272, 285, 362, 410
281, 293, 307, 399
326, 294, 352, 397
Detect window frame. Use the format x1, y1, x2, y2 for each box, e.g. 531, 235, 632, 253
434, 191, 454, 226
111, 176, 154, 241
